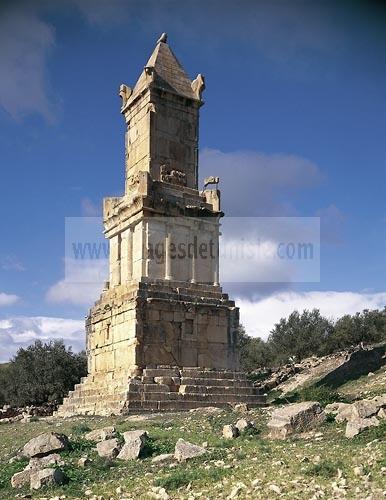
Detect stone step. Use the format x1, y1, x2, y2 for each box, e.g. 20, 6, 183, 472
179, 385, 257, 395
180, 369, 247, 380
180, 377, 252, 387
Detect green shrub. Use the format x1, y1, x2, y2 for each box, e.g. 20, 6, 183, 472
1, 340, 87, 406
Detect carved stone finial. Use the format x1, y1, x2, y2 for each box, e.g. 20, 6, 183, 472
119, 84, 132, 110
191, 74, 205, 100
157, 32, 168, 44
204, 176, 219, 188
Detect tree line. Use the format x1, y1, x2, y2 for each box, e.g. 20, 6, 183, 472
1, 307, 386, 407
0, 340, 87, 407
239, 307, 386, 371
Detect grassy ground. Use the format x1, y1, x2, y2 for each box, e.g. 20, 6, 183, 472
0, 405, 385, 499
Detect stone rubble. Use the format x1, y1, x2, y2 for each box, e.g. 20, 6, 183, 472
174, 438, 207, 462
96, 438, 121, 460
22, 433, 69, 458
268, 402, 326, 439
85, 426, 116, 442
117, 430, 147, 460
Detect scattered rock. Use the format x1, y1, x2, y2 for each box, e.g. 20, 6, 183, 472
351, 400, 379, 419
85, 426, 116, 442
268, 484, 282, 495
233, 403, 249, 412
174, 438, 207, 462
11, 469, 33, 488
78, 456, 92, 467
22, 433, 69, 458
151, 453, 174, 464
235, 418, 254, 433
96, 438, 121, 459
345, 416, 379, 438
29, 453, 63, 469
335, 404, 355, 423
353, 466, 364, 476
268, 401, 326, 439
117, 430, 147, 460
223, 424, 239, 439
378, 408, 386, 419
30, 468, 66, 490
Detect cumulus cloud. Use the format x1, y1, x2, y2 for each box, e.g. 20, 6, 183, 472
0, 316, 85, 362
0, 4, 55, 120
0, 292, 20, 307
200, 149, 322, 216
237, 290, 386, 339
46, 258, 107, 305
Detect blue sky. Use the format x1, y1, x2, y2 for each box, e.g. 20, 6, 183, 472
1, 0, 386, 360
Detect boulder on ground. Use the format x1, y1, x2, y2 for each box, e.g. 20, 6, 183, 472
268, 401, 326, 439
96, 438, 121, 459
335, 404, 355, 423
117, 430, 147, 460
377, 408, 386, 419
372, 394, 386, 408
351, 400, 379, 419
345, 416, 379, 438
325, 402, 351, 415
11, 469, 32, 488
22, 432, 69, 458
174, 438, 207, 462
222, 424, 239, 439
30, 467, 66, 490
85, 426, 116, 442
235, 418, 254, 433
78, 456, 91, 467
28, 452, 63, 469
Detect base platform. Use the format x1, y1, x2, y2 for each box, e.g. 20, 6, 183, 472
55, 367, 266, 417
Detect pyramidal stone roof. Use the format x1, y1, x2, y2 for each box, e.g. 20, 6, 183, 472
132, 35, 197, 100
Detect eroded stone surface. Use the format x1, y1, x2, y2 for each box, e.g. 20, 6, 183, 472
22, 433, 69, 458
174, 438, 207, 462
85, 426, 116, 442
268, 402, 326, 439
30, 468, 66, 490
117, 430, 147, 460
96, 438, 121, 460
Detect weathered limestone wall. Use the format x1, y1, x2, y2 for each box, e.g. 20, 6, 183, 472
86, 282, 239, 375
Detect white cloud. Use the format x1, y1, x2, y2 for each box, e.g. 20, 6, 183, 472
0, 4, 55, 120
46, 258, 107, 305
0, 292, 20, 307
200, 149, 322, 216
0, 316, 85, 362
237, 291, 386, 340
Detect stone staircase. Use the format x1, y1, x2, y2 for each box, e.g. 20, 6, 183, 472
55, 367, 266, 417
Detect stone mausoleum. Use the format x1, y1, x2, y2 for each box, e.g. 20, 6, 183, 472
57, 34, 265, 416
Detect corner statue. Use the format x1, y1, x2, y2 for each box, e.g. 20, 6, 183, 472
57, 35, 265, 415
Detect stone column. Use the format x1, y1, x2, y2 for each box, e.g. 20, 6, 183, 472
165, 224, 173, 280
128, 226, 134, 280
120, 230, 129, 283
213, 227, 219, 286
109, 233, 121, 286
190, 230, 197, 284
141, 221, 148, 278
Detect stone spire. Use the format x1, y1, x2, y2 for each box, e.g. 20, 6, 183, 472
121, 34, 203, 111
120, 34, 205, 191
